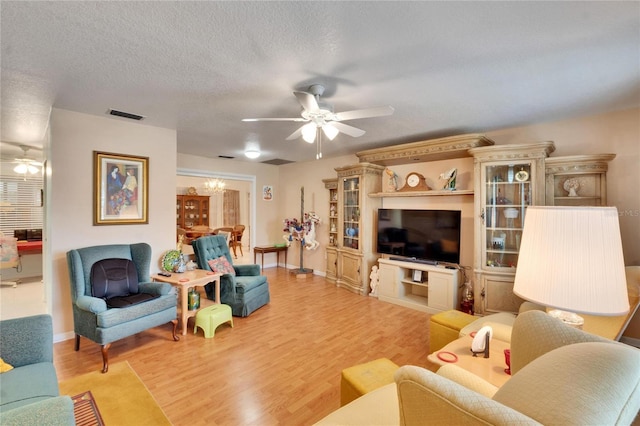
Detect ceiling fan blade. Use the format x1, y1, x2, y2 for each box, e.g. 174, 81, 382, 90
294, 91, 320, 112
331, 122, 366, 138
285, 125, 306, 141
334, 105, 394, 121
242, 117, 307, 122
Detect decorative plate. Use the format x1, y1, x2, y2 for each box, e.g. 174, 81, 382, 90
515, 170, 529, 182
187, 186, 197, 195
161, 250, 181, 272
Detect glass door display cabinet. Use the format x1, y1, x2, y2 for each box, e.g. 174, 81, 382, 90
469, 142, 555, 315
334, 163, 384, 295
323, 178, 339, 282
176, 195, 210, 229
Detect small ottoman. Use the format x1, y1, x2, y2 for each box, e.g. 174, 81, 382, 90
194, 304, 233, 338
340, 358, 399, 406
429, 310, 476, 354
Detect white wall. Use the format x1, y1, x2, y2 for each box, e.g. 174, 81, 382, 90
50, 109, 177, 336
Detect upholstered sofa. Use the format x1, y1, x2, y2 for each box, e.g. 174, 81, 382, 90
315, 310, 640, 425
0, 315, 75, 425
192, 235, 270, 317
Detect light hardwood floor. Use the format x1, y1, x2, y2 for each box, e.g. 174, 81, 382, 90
54, 267, 438, 425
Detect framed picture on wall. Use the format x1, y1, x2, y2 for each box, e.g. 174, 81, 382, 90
94, 151, 149, 225
263, 185, 273, 201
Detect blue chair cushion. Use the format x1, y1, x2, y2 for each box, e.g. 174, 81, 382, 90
234, 275, 267, 294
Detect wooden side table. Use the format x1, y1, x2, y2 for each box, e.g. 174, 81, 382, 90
253, 245, 288, 271
427, 335, 511, 388
152, 269, 221, 335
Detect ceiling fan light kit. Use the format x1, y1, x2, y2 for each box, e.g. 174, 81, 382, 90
243, 84, 394, 159
12, 145, 42, 175
244, 149, 261, 159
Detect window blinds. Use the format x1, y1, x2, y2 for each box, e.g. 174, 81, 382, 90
0, 164, 43, 237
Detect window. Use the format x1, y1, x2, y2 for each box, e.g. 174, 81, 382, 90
0, 166, 43, 237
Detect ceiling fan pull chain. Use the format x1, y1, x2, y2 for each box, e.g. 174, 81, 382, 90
316, 127, 323, 160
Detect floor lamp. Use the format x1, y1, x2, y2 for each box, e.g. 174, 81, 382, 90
513, 206, 629, 328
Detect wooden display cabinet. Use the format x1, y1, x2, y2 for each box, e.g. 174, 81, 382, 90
333, 163, 384, 295
469, 142, 555, 315
176, 195, 210, 229
323, 178, 339, 282
545, 154, 615, 206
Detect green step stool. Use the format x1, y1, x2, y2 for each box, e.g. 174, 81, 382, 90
194, 304, 233, 338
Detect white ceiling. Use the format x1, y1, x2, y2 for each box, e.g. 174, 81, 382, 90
1, 1, 639, 164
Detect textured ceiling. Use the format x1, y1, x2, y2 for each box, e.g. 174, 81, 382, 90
1, 1, 639, 163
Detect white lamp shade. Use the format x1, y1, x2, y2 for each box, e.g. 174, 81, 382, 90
301, 123, 317, 143
322, 124, 339, 141
513, 206, 629, 316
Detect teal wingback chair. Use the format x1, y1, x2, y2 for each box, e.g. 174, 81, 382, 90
67, 243, 179, 373
192, 235, 270, 317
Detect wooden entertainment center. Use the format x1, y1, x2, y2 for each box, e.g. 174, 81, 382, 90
324, 133, 615, 315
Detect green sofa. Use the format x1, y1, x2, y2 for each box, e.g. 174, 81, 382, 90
0, 314, 75, 425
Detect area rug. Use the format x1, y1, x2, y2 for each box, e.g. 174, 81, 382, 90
59, 361, 172, 425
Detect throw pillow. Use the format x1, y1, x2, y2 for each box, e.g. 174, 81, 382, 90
0, 358, 14, 373
207, 256, 236, 276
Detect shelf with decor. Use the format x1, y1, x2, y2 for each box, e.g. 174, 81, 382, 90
544, 154, 615, 206
368, 189, 474, 198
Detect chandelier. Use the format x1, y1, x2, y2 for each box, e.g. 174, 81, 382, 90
204, 178, 226, 194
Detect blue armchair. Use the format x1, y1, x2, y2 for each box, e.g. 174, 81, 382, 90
66, 243, 179, 373
192, 235, 270, 317
0, 315, 75, 425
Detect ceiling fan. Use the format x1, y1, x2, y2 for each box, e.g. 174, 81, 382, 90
242, 84, 394, 159
11, 145, 43, 175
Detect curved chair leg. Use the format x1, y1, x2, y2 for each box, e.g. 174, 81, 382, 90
75, 334, 81, 351
171, 319, 180, 341
101, 343, 111, 373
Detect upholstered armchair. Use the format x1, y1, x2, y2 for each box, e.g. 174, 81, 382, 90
67, 243, 179, 373
192, 235, 270, 317
315, 310, 640, 425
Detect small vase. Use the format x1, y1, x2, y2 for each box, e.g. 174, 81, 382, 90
174, 253, 186, 273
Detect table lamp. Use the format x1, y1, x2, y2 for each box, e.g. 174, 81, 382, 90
513, 206, 629, 328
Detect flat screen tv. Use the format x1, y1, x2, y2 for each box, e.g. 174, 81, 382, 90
377, 208, 462, 265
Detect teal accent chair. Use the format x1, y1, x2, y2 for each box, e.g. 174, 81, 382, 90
192, 235, 270, 317
0, 315, 76, 425
67, 243, 179, 373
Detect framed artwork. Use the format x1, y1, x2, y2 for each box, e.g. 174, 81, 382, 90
94, 151, 149, 225
263, 185, 273, 201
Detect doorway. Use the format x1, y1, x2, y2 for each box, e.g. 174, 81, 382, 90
176, 170, 256, 257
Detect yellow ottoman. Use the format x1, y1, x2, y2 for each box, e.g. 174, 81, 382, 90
194, 304, 233, 338
340, 358, 399, 406
429, 310, 476, 354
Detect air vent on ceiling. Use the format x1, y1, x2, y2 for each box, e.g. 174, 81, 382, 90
108, 109, 145, 121
218, 155, 235, 159
262, 158, 294, 165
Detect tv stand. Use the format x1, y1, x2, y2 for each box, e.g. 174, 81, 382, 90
377, 258, 460, 314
